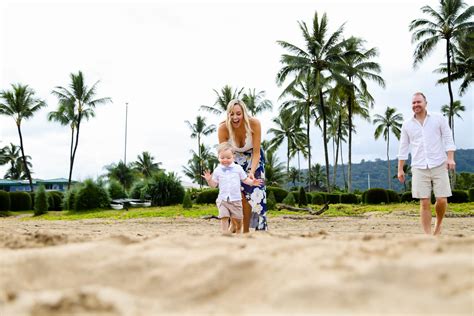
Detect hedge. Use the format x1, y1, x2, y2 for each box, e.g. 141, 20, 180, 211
340, 193, 358, 204
311, 193, 324, 205
0, 190, 10, 211
386, 190, 400, 203
326, 193, 341, 204
48, 191, 64, 211
267, 186, 289, 203
9, 192, 32, 211
448, 190, 469, 203
401, 191, 415, 202
195, 189, 219, 204
469, 188, 474, 202
365, 188, 389, 204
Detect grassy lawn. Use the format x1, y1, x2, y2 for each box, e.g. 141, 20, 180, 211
3, 202, 473, 221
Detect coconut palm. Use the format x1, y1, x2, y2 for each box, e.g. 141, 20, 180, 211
307, 163, 326, 191
51, 71, 111, 189
441, 100, 465, 141
288, 167, 300, 187
105, 161, 136, 190
264, 149, 286, 187
1, 143, 33, 180
409, 0, 473, 129
183, 144, 218, 185
132, 151, 162, 178
185, 116, 216, 188
373, 107, 403, 190
200, 85, 244, 115
268, 108, 307, 174
435, 33, 474, 96
277, 11, 353, 192
0, 84, 46, 191
242, 89, 273, 116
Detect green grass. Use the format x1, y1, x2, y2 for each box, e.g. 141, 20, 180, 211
3, 202, 473, 221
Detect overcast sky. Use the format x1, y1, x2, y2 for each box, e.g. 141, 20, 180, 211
0, 0, 472, 182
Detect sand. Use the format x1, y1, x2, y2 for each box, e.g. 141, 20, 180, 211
0, 213, 473, 316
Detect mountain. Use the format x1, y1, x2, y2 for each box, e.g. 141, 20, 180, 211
293, 148, 474, 192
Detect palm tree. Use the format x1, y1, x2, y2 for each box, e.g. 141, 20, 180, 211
288, 167, 300, 188
268, 108, 307, 174
105, 161, 136, 190
183, 144, 218, 185
435, 33, 474, 96
132, 151, 162, 178
340, 36, 385, 193
0, 84, 46, 191
0, 143, 32, 180
441, 100, 465, 141
185, 116, 216, 188
242, 89, 273, 116
307, 163, 326, 191
200, 85, 244, 115
277, 11, 351, 192
409, 0, 473, 130
51, 71, 111, 189
373, 107, 403, 190
264, 149, 286, 186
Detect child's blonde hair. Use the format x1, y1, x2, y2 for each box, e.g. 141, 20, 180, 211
217, 142, 234, 155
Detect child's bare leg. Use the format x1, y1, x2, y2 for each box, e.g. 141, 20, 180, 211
228, 218, 236, 233
221, 217, 230, 234
231, 218, 242, 234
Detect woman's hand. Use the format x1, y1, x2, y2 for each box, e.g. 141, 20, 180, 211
248, 171, 255, 180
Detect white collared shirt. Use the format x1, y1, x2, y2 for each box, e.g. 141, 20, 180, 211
212, 163, 248, 202
397, 112, 456, 169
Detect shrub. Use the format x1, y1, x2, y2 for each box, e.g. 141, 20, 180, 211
361, 191, 368, 204
401, 191, 415, 202
0, 190, 10, 211
448, 190, 469, 203
311, 193, 324, 205
130, 180, 148, 200
267, 186, 289, 203
386, 190, 400, 203
74, 179, 110, 211
298, 187, 307, 206
9, 192, 32, 211
63, 186, 81, 210
182, 191, 193, 209
108, 179, 128, 200
469, 188, 474, 202
319, 192, 328, 203
340, 193, 358, 204
365, 188, 389, 204
30, 192, 35, 210
47, 191, 64, 211
34, 185, 49, 216
143, 172, 185, 206
195, 189, 219, 204
326, 193, 341, 204
282, 192, 296, 206
267, 191, 277, 211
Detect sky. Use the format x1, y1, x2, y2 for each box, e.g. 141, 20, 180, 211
0, 0, 472, 182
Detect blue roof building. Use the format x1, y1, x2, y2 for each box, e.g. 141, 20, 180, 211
0, 178, 71, 192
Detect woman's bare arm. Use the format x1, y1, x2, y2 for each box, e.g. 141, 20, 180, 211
217, 122, 229, 143
249, 118, 261, 178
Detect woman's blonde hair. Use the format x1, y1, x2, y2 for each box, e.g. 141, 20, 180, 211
225, 99, 252, 143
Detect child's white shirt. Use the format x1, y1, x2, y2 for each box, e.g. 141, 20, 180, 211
212, 163, 248, 202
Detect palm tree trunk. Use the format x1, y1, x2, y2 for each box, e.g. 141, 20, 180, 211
198, 135, 202, 189
297, 151, 301, 183
286, 142, 290, 176
387, 133, 391, 190
69, 111, 82, 190
16, 124, 34, 192
319, 90, 331, 193
333, 111, 342, 189
340, 137, 347, 190
348, 94, 353, 193
446, 39, 456, 188
306, 103, 311, 192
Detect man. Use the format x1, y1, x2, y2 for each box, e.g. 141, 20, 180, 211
397, 92, 456, 235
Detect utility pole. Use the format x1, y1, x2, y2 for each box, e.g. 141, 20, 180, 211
124, 102, 128, 165
368, 173, 371, 190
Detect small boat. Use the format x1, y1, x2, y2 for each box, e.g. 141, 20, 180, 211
110, 203, 123, 210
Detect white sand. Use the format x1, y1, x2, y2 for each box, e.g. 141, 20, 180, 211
0, 214, 473, 315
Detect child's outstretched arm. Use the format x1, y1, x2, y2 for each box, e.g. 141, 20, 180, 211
202, 170, 218, 188
242, 176, 263, 187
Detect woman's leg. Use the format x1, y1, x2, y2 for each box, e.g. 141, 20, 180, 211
241, 193, 251, 233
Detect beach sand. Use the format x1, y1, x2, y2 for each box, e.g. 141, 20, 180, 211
0, 213, 473, 315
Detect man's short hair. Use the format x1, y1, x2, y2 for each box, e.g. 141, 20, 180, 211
217, 142, 234, 154
413, 92, 427, 101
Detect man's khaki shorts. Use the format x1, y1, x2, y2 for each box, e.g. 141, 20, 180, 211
412, 163, 452, 199
216, 200, 243, 219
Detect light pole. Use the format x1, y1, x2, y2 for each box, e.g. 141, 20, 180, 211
124, 102, 128, 165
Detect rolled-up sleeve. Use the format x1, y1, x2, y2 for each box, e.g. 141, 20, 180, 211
440, 116, 456, 151
397, 123, 410, 160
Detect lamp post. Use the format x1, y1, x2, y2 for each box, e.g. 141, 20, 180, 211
124, 102, 128, 165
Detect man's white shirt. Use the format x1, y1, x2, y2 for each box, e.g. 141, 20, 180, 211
212, 163, 248, 202
397, 112, 456, 169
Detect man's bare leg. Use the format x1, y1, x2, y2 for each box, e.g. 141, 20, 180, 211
420, 198, 432, 234
433, 197, 447, 235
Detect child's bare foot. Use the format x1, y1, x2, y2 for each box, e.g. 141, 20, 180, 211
433, 223, 442, 236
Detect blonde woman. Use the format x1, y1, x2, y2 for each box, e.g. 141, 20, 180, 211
217, 99, 267, 232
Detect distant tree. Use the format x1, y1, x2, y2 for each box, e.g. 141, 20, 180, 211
105, 161, 136, 190
185, 116, 216, 188
0, 84, 46, 191
264, 150, 286, 186
51, 71, 111, 189
132, 151, 162, 178
373, 106, 403, 190
183, 144, 218, 185
242, 89, 273, 116
441, 100, 465, 141
200, 85, 244, 115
